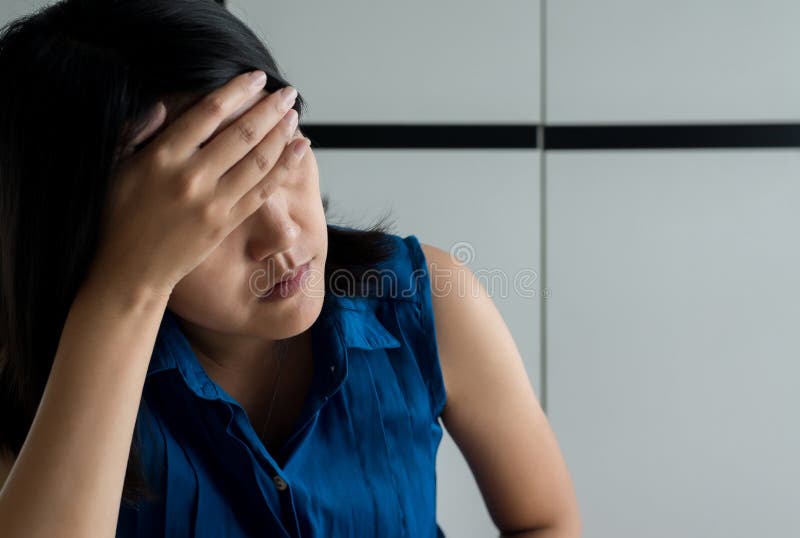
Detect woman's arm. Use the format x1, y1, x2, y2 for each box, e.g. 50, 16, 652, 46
0, 276, 169, 538
420, 243, 582, 538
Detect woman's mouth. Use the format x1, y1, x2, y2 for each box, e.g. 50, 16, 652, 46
258, 260, 312, 302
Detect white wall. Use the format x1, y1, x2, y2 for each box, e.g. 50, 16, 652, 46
547, 150, 800, 537
547, 0, 800, 123
229, 0, 541, 124
547, 2, 800, 536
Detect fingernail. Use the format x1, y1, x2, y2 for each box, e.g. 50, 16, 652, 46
281, 86, 298, 106
250, 70, 267, 88
293, 138, 309, 158
287, 111, 298, 131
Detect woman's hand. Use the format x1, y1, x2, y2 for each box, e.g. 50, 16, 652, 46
86, 70, 310, 300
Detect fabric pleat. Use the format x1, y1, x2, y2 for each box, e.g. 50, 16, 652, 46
162, 415, 199, 537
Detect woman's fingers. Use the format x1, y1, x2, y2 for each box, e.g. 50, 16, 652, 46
194, 86, 297, 188
157, 70, 269, 161
215, 107, 299, 203
227, 136, 310, 226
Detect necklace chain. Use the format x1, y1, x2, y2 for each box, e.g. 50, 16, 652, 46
260, 339, 289, 447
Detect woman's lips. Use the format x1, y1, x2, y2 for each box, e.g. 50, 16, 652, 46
259, 260, 312, 301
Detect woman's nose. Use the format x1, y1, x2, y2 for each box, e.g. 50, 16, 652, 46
245, 195, 300, 262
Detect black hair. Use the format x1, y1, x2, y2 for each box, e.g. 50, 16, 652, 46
0, 0, 396, 508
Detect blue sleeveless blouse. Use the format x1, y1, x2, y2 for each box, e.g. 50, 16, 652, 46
116, 232, 448, 537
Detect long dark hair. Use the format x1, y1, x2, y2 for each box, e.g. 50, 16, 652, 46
0, 0, 397, 507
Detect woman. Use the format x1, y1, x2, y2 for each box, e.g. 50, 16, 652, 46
0, 0, 581, 536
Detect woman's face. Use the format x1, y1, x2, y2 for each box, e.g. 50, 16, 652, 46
153, 88, 328, 343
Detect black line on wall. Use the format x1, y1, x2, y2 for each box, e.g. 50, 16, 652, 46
299, 125, 538, 149
546, 124, 800, 149
299, 123, 800, 149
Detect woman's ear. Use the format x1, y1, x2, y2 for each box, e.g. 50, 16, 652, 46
119, 101, 167, 159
